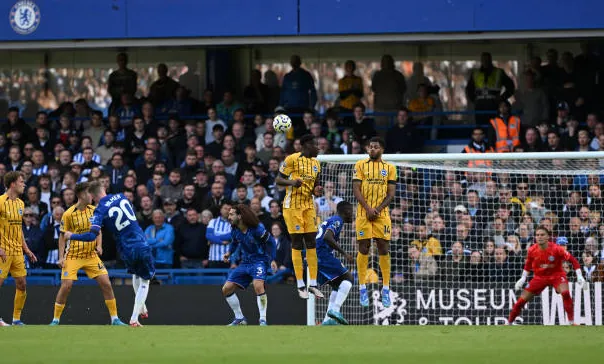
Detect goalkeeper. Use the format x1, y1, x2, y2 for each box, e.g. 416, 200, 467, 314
508, 226, 587, 325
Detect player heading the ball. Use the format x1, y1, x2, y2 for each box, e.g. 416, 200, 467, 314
353, 137, 397, 308
508, 225, 587, 325
276, 134, 324, 299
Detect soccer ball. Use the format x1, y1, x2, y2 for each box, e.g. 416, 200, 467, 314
273, 114, 292, 133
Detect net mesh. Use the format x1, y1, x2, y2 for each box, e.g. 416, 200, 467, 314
313, 154, 604, 326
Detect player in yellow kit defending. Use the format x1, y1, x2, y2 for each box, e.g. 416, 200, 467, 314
49, 182, 126, 326
276, 134, 324, 299
0, 171, 37, 326
353, 137, 397, 308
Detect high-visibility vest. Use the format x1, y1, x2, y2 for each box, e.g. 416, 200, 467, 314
463, 145, 494, 168
473, 68, 503, 101
489, 116, 521, 153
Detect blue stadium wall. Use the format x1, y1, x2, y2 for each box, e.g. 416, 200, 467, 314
0, 0, 602, 41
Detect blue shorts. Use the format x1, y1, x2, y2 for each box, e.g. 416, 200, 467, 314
317, 253, 348, 286
121, 245, 156, 281
227, 262, 268, 289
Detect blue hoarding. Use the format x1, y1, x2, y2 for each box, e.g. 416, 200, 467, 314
0, 0, 601, 41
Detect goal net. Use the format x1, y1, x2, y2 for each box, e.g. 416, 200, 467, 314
309, 152, 604, 326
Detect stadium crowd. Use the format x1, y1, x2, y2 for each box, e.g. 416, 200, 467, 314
1, 49, 604, 285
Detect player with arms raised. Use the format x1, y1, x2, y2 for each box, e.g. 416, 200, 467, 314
63, 181, 155, 327
353, 137, 397, 308
221, 204, 277, 326
508, 226, 587, 325
50, 182, 126, 326
0, 171, 37, 326
276, 134, 324, 299
315, 201, 354, 326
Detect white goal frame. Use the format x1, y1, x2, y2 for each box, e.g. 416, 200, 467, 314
308, 151, 604, 325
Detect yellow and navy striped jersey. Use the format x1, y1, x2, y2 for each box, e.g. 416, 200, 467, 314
0, 194, 24, 256
353, 158, 397, 218
279, 152, 321, 210
60, 204, 97, 259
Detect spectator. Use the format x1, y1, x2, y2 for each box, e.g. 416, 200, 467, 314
407, 245, 438, 280
280, 55, 317, 115
231, 169, 256, 201
590, 120, 603, 150
160, 169, 184, 202
178, 184, 198, 214
216, 91, 243, 123
406, 62, 432, 102
136, 195, 154, 229
180, 150, 201, 185
25, 185, 48, 220
114, 93, 140, 126
149, 63, 179, 107
107, 53, 137, 110
546, 130, 566, 152
466, 52, 515, 126
177, 208, 209, 269
96, 130, 116, 165
315, 181, 343, 220
408, 84, 436, 125
348, 103, 376, 145
43, 205, 64, 268
34, 127, 54, 159
202, 182, 228, 216
23, 207, 44, 267
411, 224, 443, 256
338, 60, 364, 113
232, 184, 250, 205
576, 129, 596, 152
256, 132, 275, 164
488, 100, 520, 153
250, 197, 268, 221
262, 200, 287, 234
441, 241, 468, 281
204, 108, 227, 145
243, 69, 269, 115
145, 209, 175, 269
2, 106, 32, 141
266, 222, 293, 284
487, 247, 515, 282
205, 203, 232, 268
162, 198, 185, 231
513, 70, 549, 127
385, 107, 421, 154
372, 54, 407, 137
522, 127, 544, 152
252, 183, 272, 212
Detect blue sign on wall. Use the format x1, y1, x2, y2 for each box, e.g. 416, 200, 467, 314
0, 0, 601, 41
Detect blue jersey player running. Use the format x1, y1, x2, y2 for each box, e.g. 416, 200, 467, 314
63, 181, 155, 327
220, 204, 277, 326
315, 201, 354, 326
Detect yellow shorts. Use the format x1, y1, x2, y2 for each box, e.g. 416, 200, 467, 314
0, 255, 27, 279
283, 207, 318, 234
62, 256, 108, 281
356, 215, 392, 241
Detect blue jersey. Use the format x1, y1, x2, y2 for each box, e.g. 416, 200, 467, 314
316, 215, 344, 256
228, 223, 276, 265
70, 194, 147, 252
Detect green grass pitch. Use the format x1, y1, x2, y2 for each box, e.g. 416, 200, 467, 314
0, 326, 601, 363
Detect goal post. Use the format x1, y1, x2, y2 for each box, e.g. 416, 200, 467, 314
308, 152, 604, 326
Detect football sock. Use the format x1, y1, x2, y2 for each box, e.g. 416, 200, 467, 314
257, 293, 268, 321
13, 289, 26, 321
291, 249, 305, 288
379, 254, 391, 289
357, 252, 369, 287
561, 290, 574, 322
105, 299, 118, 321
508, 297, 527, 323
132, 275, 147, 314
226, 293, 244, 319
130, 278, 149, 323
324, 291, 338, 322
334, 280, 352, 312
306, 248, 318, 286
53, 303, 65, 321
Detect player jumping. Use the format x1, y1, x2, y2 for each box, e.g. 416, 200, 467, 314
63, 181, 155, 327
0, 172, 37, 326
316, 201, 354, 326
353, 137, 397, 308
276, 134, 324, 299
50, 182, 127, 326
221, 204, 277, 326
508, 225, 587, 325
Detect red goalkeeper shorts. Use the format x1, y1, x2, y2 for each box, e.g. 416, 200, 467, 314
525, 274, 568, 295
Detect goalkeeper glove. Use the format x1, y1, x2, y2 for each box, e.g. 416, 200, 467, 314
575, 269, 588, 291
514, 270, 529, 291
